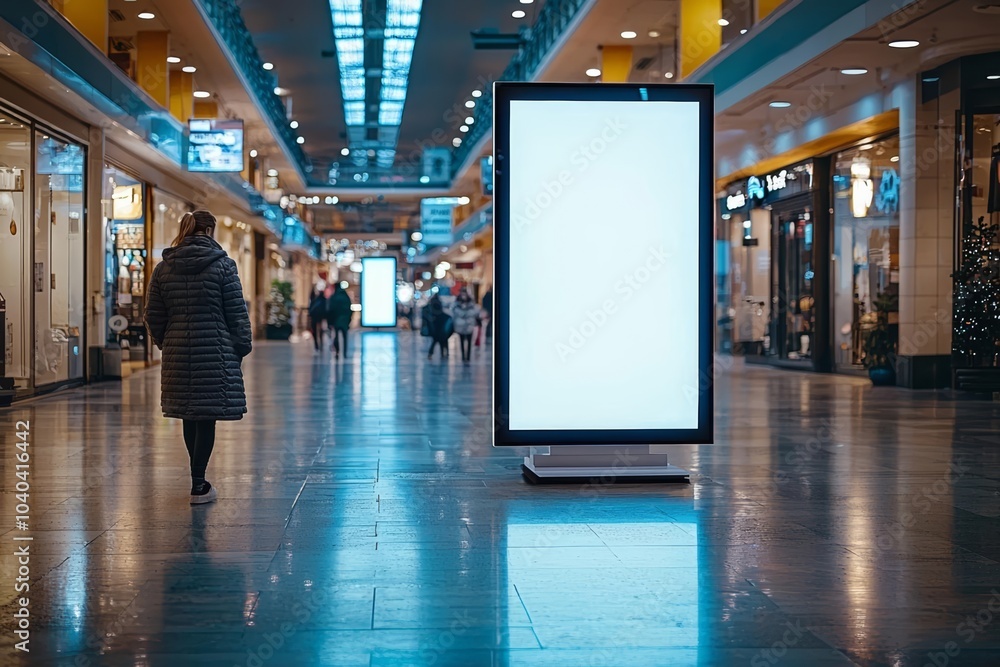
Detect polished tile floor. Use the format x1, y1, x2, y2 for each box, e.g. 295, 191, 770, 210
1, 331, 999, 666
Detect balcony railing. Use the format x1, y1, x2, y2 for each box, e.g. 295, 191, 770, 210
452, 0, 591, 174
193, 0, 311, 179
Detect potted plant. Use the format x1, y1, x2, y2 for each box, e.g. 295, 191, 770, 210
863, 292, 897, 386
265, 280, 294, 341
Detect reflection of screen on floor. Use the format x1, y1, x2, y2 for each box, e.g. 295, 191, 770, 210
361, 257, 397, 327
507, 100, 701, 431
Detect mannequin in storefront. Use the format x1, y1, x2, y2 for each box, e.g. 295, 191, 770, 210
144, 210, 253, 504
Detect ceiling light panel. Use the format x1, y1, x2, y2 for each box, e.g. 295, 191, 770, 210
330, 0, 367, 128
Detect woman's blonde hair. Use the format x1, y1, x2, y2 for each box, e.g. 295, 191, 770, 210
171, 209, 217, 247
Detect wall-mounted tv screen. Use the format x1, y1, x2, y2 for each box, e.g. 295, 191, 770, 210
187, 119, 244, 173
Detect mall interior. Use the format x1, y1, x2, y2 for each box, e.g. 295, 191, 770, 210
0, 0, 999, 665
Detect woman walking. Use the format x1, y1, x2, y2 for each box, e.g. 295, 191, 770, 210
326, 283, 353, 359
424, 293, 452, 359
307, 286, 327, 353
452, 289, 480, 363
145, 210, 252, 504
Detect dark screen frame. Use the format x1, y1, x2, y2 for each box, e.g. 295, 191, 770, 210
492, 82, 715, 447
360, 256, 398, 328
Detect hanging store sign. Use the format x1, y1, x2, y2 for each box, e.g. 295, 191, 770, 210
420, 198, 456, 246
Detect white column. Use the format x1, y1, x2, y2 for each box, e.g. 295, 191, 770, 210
897, 76, 956, 388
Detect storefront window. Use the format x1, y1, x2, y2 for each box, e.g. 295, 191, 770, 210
832, 137, 900, 368
103, 166, 149, 365
35, 132, 85, 385
0, 111, 32, 392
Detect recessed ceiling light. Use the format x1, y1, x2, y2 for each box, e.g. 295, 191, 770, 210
988, 75, 1000, 80
648, 30, 661, 38
621, 30, 637, 39
769, 101, 791, 108
166, 56, 181, 64
718, 18, 730, 26
453, 137, 462, 147
519, 0, 533, 3
664, 71, 674, 79
740, 29, 747, 34
249, 149, 258, 158
465, 100, 475, 108
182, 66, 196, 73
419, 177, 430, 184
138, 12, 155, 19
262, 62, 274, 70
290, 120, 299, 129
472, 90, 482, 98
512, 10, 526, 18
586, 68, 602, 77
460, 125, 469, 133
296, 136, 305, 144
465, 116, 474, 124
888, 40, 920, 48
341, 147, 350, 156
274, 87, 289, 96
193, 91, 211, 98
841, 68, 868, 75
890, 155, 900, 162
859, 143, 874, 150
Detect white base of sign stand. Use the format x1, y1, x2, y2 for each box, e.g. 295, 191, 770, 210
521, 446, 690, 484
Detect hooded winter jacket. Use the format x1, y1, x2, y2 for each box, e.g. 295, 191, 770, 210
144, 235, 252, 420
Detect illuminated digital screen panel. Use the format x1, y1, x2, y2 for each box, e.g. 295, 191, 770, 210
493, 83, 714, 446
360, 257, 397, 328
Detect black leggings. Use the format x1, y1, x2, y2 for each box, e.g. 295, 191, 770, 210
310, 319, 323, 350
459, 334, 472, 361
428, 337, 448, 358
183, 420, 217, 479
331, 327, 348, 355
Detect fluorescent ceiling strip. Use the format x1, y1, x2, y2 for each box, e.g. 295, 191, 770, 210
378, 0, 422, 143
330, 0, 367, 128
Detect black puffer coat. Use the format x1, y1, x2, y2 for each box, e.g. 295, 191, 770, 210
144, 235, 252, 421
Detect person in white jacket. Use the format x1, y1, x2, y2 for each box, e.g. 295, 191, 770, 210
452, 289, 481, 363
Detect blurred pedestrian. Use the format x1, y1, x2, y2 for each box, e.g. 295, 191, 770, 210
327, 283, 353, 359
452, 289, 481, 363
307, 287, 327, 352
144, 210, 252, 505
482, 286, 493, 339
424, 293, 452, 359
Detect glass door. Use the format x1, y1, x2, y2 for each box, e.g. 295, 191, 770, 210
771, 203, 816, 362
0, 111, 33, 394
34, 131, 86, 386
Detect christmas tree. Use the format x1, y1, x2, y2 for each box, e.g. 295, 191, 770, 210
952, 216, 1000, 368
266, 280, 293, 328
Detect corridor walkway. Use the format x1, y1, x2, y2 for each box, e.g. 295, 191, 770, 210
1, 331, 999, 666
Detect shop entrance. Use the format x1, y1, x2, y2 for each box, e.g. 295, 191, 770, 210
770, 195, 817, 364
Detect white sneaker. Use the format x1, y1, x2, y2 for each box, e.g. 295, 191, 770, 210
190, 482, 218, 505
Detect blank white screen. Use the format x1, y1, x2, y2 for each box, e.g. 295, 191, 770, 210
361, 258, 396, 327
507, 100, 701, 431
